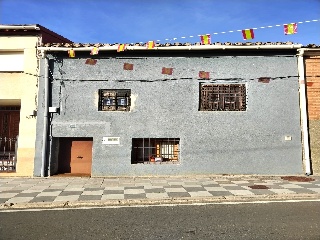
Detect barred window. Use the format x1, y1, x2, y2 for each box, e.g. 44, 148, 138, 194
199, 84, 246, 111
98, 89, 131, 111
131, 138, 180, 164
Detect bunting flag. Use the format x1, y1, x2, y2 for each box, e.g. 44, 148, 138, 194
284, 23, 297, 35
242, 29, 255, 40
200, 34, 211, 45
162, 67, 173, 75
123, 63, 133, 70
68, 49, 75, 58
90, 47, 99, 55
117, 44, 126, 52
147, 41, 155, 49
85, 58, 97, 65
199, 71, 210, 79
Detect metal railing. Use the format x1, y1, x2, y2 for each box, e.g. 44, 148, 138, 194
0, 137, 17, 172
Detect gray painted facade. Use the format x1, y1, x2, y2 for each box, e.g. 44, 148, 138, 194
34, 50, 303, 176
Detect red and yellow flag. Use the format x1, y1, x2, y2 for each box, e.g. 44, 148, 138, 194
147, 41, 155, 49
117, 44, 126, 52
200, 34, 211, 45
90, 47, 99, 55
284, 23, 297, 35
68, 49, 75, 58
242, 29, 255, 40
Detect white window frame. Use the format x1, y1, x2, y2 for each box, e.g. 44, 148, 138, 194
0, 51, 24, 72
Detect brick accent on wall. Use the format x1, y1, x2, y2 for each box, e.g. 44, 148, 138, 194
305, 55, 320, 174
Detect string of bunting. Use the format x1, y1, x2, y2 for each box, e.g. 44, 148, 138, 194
66, 19, 319, 58
160, 19, 319, 43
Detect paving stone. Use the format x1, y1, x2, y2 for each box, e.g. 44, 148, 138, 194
307, 188, 320, 193
6, 197, 34, 203
288, 188, 318, 194
63, 188, 85, 192
167, 192, 191, 198
124, 186, 144, 190
0, 198, 10, 203
43, 188, 65, 192
188, 191, 213, 197
231, 181, 250, 184
164, 187, 187, 193
145, 188, 166, 194
183, 187, 207, 192
146, 193, 169, 199
104, 186, 125, 191
229, 190, 255, 196
1, 193, 19, 198
208, 191, 234, 196
220, 184, 239, 187
59, 191, 83, 196
81, 190, 103, 195
0, 187, 14, 191
103, 190, 124, 194
221, 186, 248, 191
268, 189, 297, 194
101, 194, 125, 200
124, 189, 145, 194
1, 190, 22, 193
78, 195, 102, 201
248, 189, 275, 195
204, 187, 228, 191
14, 192, 40, 197
124, 194, 146, 199
280, 184, 304, 189
37, 191, 62, 197
83, 188, 104, 191
54, 195, 80, 202
29, 196, 57, 203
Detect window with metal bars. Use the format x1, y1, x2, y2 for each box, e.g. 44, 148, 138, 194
98, 89, 131, 111
131, 138, 180, 164
199, 84, 246, 111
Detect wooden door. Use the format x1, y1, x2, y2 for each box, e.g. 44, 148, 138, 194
0, 108, 20, 152
70, 139, 93, 174
58, 138, 93, 176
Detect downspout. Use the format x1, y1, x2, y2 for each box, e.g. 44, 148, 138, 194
41, 56, 49, 177
297, 49, 311, 175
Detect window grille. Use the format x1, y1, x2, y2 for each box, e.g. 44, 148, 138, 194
199, 84, 246, 111
132, 138, 180, 164
98, 89, 131, 111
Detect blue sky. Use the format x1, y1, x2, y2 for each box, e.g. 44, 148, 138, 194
0, 0, 319, 45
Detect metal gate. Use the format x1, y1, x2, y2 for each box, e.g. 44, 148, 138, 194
0, 107, 20, 172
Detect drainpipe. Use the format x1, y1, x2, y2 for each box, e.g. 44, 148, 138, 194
41, 57, 49, 177
297, 49, 311, 175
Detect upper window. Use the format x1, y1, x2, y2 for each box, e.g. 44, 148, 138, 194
0, 52, 24, 72
98, 89, 131, 111
199, 84, 246, 111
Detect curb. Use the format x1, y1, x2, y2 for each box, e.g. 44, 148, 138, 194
1, 193, 320, 210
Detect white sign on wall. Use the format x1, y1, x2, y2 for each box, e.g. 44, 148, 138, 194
102, 137, 120, 145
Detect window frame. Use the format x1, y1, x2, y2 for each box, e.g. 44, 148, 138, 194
98, 89, 131, 111
131, 138, 180, 164
0, 51, 24, 72
199, 83, 246, 111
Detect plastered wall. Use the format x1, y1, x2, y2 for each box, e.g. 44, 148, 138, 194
34, 53, 302, 176
0, 36, 39, 176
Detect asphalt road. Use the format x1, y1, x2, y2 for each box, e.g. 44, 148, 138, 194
1, 200, 320, 240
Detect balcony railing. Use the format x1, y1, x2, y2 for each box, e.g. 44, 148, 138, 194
0, 137, 17, 172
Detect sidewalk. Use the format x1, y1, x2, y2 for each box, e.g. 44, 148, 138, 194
1, 175, 320, 209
